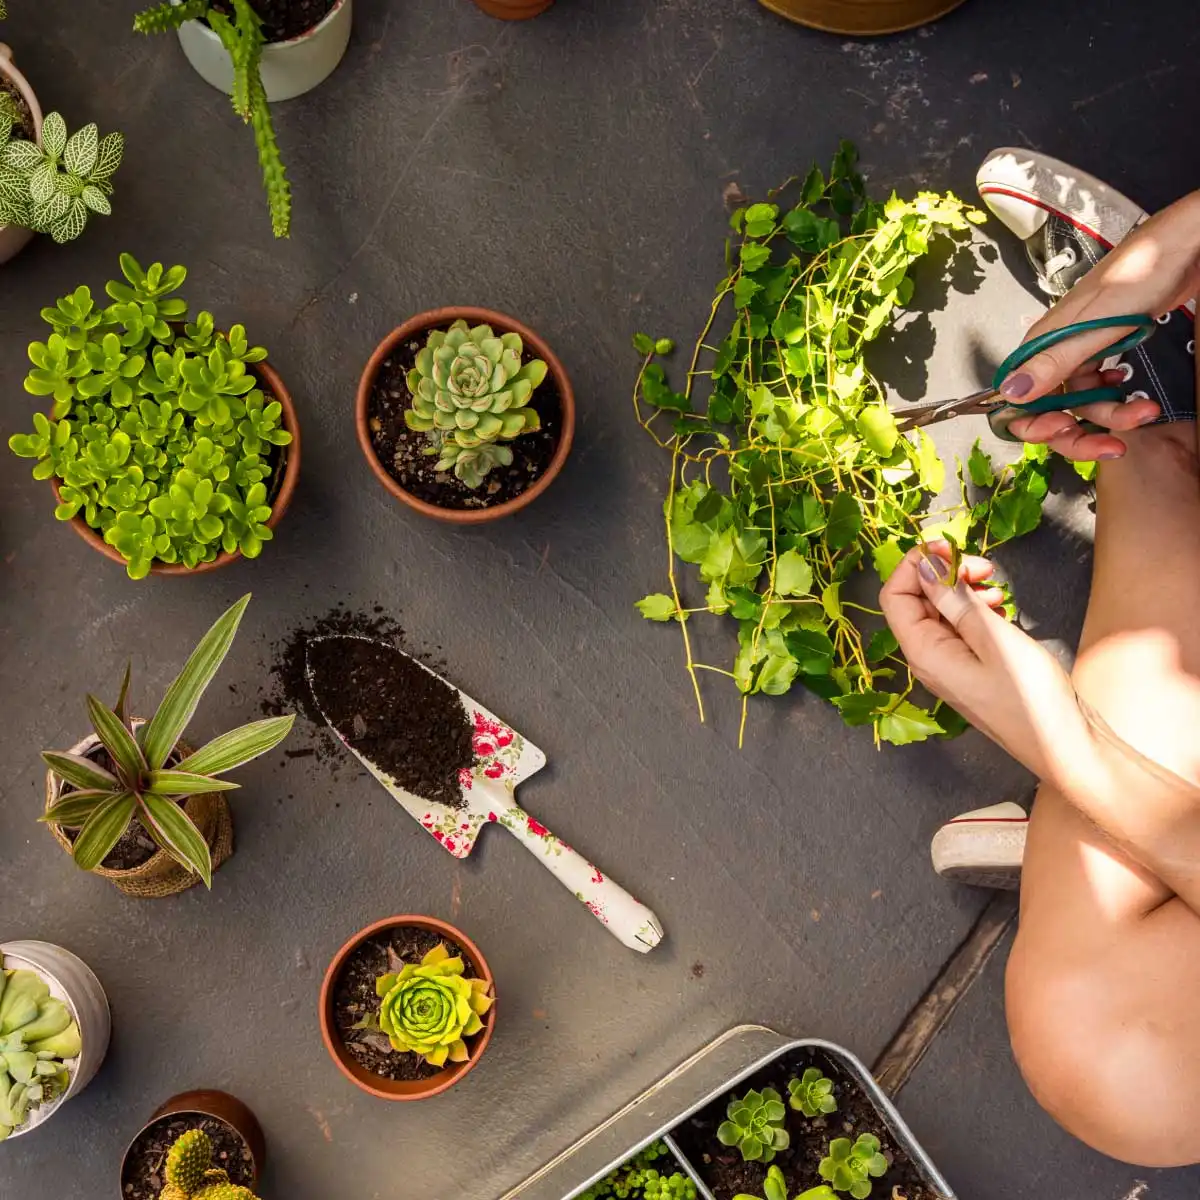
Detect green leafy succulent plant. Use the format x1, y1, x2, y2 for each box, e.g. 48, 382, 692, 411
40, 594, 294, 888
0, 966, 81, 1140
373, 943, 494, 1068
160, 1128, 261, 1200
404, 319, 548, 489
818, 1134, 888, 1199
717, 1086, 791, 1163
788, 1067, 838, 1118
134, 0, 289, 236
579, 1143, 694, 1200
8, 255, 292, 578
734, 1165, 838, 1200
0, 109, 122, 241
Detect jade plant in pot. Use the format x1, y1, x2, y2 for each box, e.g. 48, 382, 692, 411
356, 308, 575, 523
7, 254, 300, 578
41, 594, 295, 898
0, 940, 110, 1141
120, 1090, 265, 1200
320, 915, 496, 1100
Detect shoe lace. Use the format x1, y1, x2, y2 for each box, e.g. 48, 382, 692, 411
1037, 246, 1078, 294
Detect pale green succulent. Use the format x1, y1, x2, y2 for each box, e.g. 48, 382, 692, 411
0, 967, 81, 1140
405, 319, 547, 488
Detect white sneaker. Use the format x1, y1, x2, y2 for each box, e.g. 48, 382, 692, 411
930, 801, 1028, 889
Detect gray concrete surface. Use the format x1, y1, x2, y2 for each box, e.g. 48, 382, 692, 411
0, 1, 1196, 1197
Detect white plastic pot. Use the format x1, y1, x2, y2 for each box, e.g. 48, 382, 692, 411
175, 0, 352, 102
0, 43, 43, 266
0, 941, 111, 1140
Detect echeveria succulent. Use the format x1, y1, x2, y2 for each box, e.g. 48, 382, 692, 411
405, 319, 547, 488
160, 1128, 261, 1200
818, 1134, 888, 1199
733, 1165, 838, 1200
0, 967, 81, 1140
376, 943, 494, 1068
788, 1067, 837, 1118
716, 1086, 790, 1163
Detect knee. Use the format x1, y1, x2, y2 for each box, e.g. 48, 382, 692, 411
1006, 936, 1200, 1167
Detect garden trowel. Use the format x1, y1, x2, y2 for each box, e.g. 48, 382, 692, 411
306, 635, 664, 953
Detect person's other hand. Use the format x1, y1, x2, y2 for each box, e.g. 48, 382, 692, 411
879, 542, 1093, 783
999, 191, 1200, 461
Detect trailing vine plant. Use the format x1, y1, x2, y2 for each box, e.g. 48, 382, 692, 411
633, 143, 1059, 746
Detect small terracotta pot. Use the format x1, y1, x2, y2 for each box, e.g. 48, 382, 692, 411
119, 1089, 265, 1198
320, 915, 496, 1101
355, 306, 575, 524
757, 0, 967, 34
471, 0, 555, 18
0, 44, 43, 266
51, 357, 301, 576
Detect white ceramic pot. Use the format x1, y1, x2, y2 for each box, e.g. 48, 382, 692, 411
175, 0, 352, 102
0, 43, 42, 266
0, 941, 111, 1139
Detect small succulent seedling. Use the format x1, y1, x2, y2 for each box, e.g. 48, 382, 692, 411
579, 1140, 676, 1200
642, 1171, 697, 1200
405, 319, 548, 489
40, 594, 294, 887
160, 1128, 261, 1200
733, 1166, 838, 1200
716, 1086, 790, 1163
818, 1134, 888, 1199
788, 1067, 837, 1118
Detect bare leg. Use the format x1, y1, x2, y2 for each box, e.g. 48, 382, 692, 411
1007, 420, 1200, 1165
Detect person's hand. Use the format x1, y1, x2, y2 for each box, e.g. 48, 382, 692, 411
879, 542, 1094, 783
999, 191, 1200, 461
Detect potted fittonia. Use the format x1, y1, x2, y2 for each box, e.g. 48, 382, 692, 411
8, 255, 300, 578
356, 308, 575, 523
320, 915, 496, 1100
41, 594, 295, 898
0, 941, 110, 1141
133, 0, 353, 237
120, 1091, 265, 1200
0, 36, 40, 264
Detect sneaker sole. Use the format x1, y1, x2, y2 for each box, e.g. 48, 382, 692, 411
931, 824, 1025, 890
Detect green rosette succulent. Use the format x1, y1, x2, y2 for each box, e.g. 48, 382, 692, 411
717, 1086, 790, 1163
734, 1165, 838, 1200
788, 1067, 837, 1118
376, 943, 494, 1068
404, 319, 547, 489
818, 1134, 888, 1199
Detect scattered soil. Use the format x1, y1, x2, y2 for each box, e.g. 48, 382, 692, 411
670, 1048, 933, 1200
121, 1114, 255, 1200
1, 77, 35, 143
305, 636, 474, 809
333, 927, 468, 1082
210, 0, 338, 43
366, 330, 562, 511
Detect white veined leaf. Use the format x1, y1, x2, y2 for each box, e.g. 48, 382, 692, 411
80, 185, 111, 215
27, 161, 56, 204
51, 198, 87, 243
0, 168, 30, 202
1, 139, 43, 170
40, 112, 67, 159
63, 123, 99, 177
33, 189, 70, 226
0, 195, 27, 226
90, 132, 124, 181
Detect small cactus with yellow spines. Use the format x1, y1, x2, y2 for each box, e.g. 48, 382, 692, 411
160, 1128, 259, 1200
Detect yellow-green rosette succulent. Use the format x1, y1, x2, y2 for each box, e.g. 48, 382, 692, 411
404, 319, 548, 489
376, 943, 494, 1068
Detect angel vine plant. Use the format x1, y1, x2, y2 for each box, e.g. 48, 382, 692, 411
8, 255, 292, 579
133, 0, 290, 236
40, 595, 294, 888
634, 142, 1059, 746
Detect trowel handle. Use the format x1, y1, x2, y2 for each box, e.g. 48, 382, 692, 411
500, 803, 664, 953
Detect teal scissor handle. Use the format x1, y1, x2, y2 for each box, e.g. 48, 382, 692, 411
988, 314, 1157, 441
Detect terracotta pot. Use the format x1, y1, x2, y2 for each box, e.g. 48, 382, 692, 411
119, 1089, 265, 1198
0, 43, 43, 266
471, 0, 555, 18
51, 357, 301, 576
320, 915, 497, 1101
355, 306, 575, 524
757, 0, 967, 34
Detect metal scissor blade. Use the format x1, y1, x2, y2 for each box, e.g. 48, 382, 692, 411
892, 387, 1003, 432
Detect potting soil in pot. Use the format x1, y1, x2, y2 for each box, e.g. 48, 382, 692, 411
0, 78, 35, 142
209, 0, 338, 43
121, 1115, 255, 1200
671, 1048, 931, 1200
368, 333, 563, 511
333, 927, 457, 1082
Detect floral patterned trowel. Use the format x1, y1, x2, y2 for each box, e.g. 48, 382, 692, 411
306, 636, 664, 953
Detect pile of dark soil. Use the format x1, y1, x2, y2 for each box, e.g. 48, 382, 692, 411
367, 332, 562, 511
1, 78, 35, 142
211, 0, 338, 43
121, 1115, 254, 1200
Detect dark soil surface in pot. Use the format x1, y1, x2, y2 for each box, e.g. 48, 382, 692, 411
1, 77, 35, 142
211, 0, 337, 43
671, 1048, 933, 1200
305, 635, 474, 808
367, 331, 563, 511
121, 1114, 255, 1200
333, 927, 456, 1082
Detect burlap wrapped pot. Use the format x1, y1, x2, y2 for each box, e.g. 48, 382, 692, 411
45, 724, 233, 899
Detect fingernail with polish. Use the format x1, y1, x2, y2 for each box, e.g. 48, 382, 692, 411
1000, 372, 1034, 399
918, 555, 950, 583
1097, 451, 1123, 461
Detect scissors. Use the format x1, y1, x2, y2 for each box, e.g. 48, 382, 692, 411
891, 314, 1157, 441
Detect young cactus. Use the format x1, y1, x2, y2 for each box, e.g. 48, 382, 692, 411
733, 1166, 838, 1200
788, 1067, 837, 1118
818, 1134, 888, 1199
716, 1086, 790, 1164
160, 1128, 260, 1200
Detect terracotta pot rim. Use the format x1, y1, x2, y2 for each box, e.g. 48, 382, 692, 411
319, 914, 496, 1101
186, 0, 349, 47
756, 0, 967, 35
50, 354, 300, 576
355, 306, 575, 524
